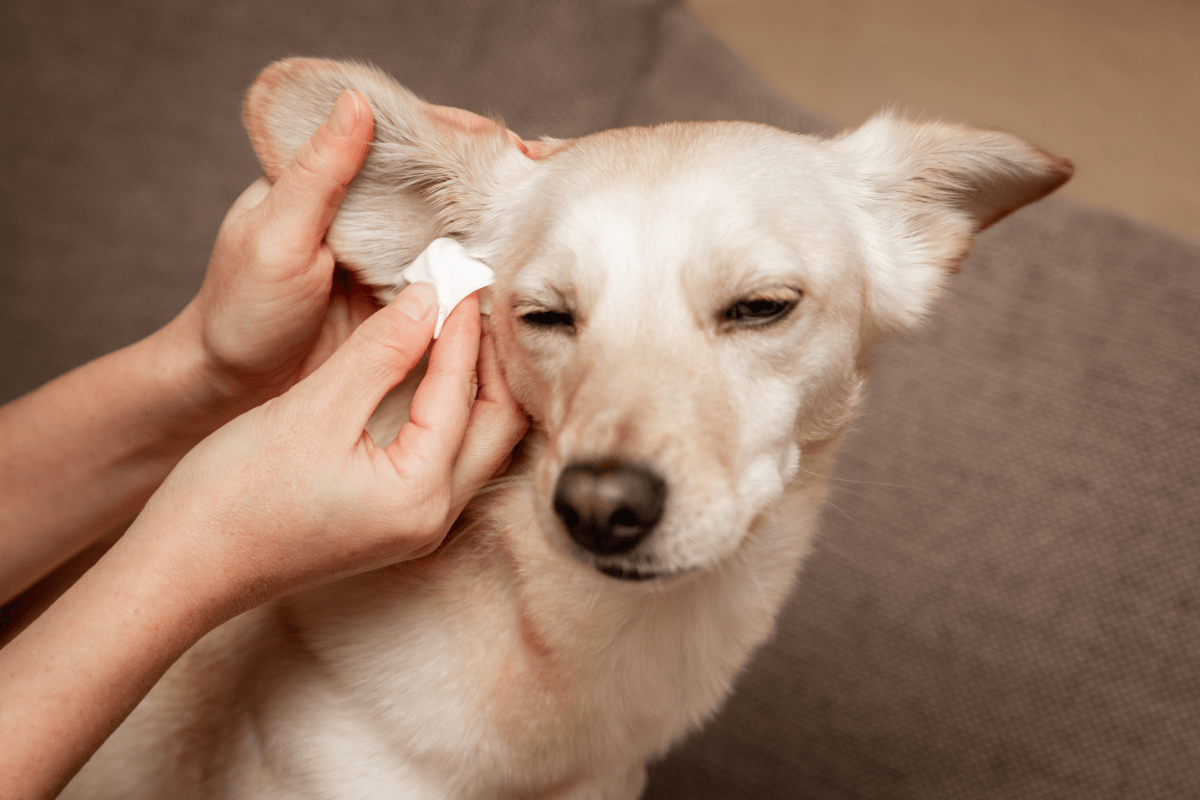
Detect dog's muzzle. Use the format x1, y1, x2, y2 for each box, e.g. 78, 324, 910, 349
553, 461, 667, 559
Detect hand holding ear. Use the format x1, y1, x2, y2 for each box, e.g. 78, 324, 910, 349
174, 89, 379, 408
176, 86, 544, 415
137, 283, 527, 614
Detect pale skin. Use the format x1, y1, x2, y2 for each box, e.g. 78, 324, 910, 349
0, 91, 529, 798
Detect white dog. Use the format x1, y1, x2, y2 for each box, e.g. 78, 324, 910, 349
64, 58, 1071, 799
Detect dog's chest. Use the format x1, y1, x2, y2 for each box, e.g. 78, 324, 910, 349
68, 477, 818, 800
285, 544, 619, 762
277, 504, 796, 796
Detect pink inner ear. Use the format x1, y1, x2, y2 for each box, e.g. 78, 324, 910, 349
427, 103, 545, 161
520, 140, 556, 160
512, 135, 533, 158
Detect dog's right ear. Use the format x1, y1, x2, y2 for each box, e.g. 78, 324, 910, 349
244, 58, 539, 295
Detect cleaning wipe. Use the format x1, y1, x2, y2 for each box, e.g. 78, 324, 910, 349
397, 237, 495, 337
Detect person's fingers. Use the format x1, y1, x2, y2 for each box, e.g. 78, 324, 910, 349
449, 318, 529, 507
257, 90, 375, 258
297, 282, 438, 438
296, 266, 378, 379
386, 297, 482, 481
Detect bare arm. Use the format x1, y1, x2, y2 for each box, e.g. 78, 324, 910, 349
0, 287, 528, 799
0, 90, 377, 604
0, 315, 242, 602
0, 88, 529, 798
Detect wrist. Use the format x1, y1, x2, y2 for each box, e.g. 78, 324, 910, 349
0, 509, 233, 796
153, 304, 271, 429
117, 505, 243, 637
0, 313, 265, 605
126, 462, 287, 625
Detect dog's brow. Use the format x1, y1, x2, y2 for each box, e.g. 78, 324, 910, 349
699, 244, 811, 295
511, 285, 571, 310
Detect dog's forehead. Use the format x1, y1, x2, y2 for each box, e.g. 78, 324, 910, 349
508, 122, 854, 293
545, 121, 834, 213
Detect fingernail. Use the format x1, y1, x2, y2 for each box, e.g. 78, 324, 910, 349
395, 282, 437, 322
327, 90, 359, 138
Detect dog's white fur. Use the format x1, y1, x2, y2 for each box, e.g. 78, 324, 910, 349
64, 59, 1071, 799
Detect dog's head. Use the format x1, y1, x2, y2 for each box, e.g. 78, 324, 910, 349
245, 59, 1071, 582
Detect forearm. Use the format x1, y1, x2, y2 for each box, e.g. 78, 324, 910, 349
0, 92, 378, 607
0, 512, 226, 800
0, 288, 521, 799
0, 309, 245, 604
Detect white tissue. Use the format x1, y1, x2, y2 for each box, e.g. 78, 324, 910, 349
397, 238, 495, 338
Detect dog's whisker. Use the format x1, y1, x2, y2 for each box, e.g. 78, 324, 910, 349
797, 465, 931, 494
819, 498, 862, 530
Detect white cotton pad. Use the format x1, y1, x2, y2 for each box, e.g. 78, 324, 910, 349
396, 237, 496, 338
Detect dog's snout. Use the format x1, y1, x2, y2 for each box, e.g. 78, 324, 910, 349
553, 462, 667, 556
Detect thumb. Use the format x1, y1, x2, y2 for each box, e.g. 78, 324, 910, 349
258, 90, 375, 256
298, 283, 438, 437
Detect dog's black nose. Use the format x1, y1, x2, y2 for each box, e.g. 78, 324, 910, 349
553, 462, 667, 556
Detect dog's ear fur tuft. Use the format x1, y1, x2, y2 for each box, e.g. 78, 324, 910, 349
244, 58, 536, 296
836, 114, 1073, 335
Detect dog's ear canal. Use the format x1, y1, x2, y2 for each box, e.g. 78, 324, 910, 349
243, 57, 537, 295
836, 114, 1073, 334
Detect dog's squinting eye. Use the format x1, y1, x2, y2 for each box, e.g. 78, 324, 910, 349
521, 309, 576, 329
722, 295, 799, 327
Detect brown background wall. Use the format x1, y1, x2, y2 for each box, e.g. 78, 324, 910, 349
690, 0, 1200, 241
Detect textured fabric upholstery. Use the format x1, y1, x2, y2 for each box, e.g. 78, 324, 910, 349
2, 2, 1197, 797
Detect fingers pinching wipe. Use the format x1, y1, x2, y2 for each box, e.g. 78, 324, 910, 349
297, 281, 441, 440
393, 288, 483, 483
291, 279, 512, 506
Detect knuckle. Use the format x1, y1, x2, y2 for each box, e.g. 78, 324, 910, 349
288, 138, 329, 182
358, 314, 427, 366
247, 232, 288, 271
406, 491, 451, 539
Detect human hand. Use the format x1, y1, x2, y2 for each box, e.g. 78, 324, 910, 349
175, 89, 377, 408
136, 282, 528, 616
174, 91, 545, 413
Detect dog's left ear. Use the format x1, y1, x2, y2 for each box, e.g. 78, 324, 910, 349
835, 114, 1073, 334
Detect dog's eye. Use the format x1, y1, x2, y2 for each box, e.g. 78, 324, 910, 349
521, 309, 575, 329
722, 295, 799, 327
